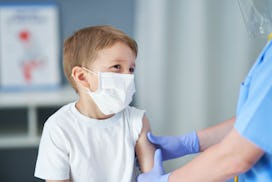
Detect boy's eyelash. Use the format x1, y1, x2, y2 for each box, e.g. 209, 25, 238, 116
113, 65, 121, 69
129, 67, 135, 73
111, 65, 135, 73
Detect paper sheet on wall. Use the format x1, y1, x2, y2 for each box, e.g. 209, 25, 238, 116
0, 3, 60, 91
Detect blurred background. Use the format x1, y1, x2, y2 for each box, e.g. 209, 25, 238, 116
0, 0, 267, 181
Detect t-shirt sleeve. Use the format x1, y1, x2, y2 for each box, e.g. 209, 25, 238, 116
235, 86, 272, 153
34, 120, 70, 180
127, 107, 145, 144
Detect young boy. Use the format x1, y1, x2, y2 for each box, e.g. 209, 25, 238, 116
34, 25, 155, 182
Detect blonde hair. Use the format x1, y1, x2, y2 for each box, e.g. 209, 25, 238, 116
63, 25, 138, 91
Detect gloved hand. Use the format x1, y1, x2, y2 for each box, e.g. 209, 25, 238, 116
147, 131, 200, 161
137, 149, 170, 182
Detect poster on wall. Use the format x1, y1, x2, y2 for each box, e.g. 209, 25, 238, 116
0, 3, 60, 91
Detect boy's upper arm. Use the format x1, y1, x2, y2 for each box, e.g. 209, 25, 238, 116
135, 115, 155, 172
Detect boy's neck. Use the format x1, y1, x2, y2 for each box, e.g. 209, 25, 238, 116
75, 96, 114, 120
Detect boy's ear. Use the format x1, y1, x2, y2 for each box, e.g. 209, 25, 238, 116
71, 66, 89, 88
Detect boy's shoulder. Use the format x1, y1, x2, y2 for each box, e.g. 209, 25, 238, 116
123, 106, 146, 121
123, 106, 146, 142
45, 102, 75, 127
125, 106, 145, 114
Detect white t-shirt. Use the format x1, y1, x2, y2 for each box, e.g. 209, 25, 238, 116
34, 102, 144, 182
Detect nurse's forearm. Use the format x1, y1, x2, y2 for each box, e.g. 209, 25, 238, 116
168, 129, 264, 182
197, 117, 235, 152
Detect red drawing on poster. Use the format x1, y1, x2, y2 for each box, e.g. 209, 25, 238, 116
18, 30, 44, 83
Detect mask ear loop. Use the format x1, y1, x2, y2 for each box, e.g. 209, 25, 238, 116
81, 66, 98, 75
81, 66, 101, 93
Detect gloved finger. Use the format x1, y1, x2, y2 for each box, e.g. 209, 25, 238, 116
137, 174, 144, 182
153, 149, 165, 174
147, 132, 162, 145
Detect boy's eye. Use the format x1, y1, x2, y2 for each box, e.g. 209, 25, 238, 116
113, 65, 121, 70
129, 67, 135, 73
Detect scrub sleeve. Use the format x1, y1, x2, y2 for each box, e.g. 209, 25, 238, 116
235, 40, 272, 153
234, 40, 272, 181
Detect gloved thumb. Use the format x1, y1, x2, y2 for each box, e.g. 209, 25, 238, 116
147, 132, 162, 145
153, 149, 165, 174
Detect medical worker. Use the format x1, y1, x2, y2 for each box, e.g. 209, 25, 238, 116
137, 0, 272, 181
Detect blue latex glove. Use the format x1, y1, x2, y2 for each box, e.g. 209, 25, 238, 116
147, 131, 200, 161
137, 149, 170, 182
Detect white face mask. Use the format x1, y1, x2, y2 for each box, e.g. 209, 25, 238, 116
83, 67, 136, 115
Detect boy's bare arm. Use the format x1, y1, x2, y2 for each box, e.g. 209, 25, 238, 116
135, 115, 156, 172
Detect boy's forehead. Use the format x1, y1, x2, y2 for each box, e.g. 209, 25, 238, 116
91, 55, 136, 66
93, 43, 136, 63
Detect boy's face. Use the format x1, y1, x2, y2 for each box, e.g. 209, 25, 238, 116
85, 42, 136, 91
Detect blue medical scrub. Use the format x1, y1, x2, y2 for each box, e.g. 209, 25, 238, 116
234, 40, 272, 181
